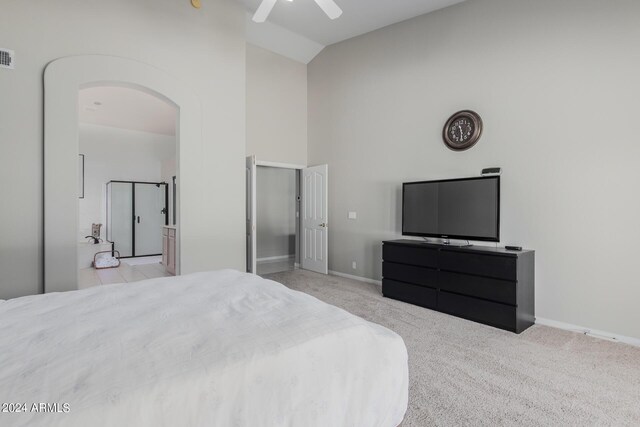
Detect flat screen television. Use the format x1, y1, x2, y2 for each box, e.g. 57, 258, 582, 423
402, 176, 500, 242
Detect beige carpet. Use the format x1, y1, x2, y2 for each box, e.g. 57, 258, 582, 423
264, 269, 640, 427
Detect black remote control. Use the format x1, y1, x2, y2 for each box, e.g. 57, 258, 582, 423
505, 245, 522, 251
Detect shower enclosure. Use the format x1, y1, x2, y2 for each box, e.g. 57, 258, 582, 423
106, 181, 168, 258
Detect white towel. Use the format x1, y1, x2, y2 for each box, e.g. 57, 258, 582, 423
94, 256, 120, 269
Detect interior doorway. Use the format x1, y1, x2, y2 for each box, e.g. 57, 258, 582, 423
44, 55, 204, 294
246, 157, 328, 276
77, 84, 178, 287
255, 166, 299, 275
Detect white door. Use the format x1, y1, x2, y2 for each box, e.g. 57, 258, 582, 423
301, 165, 328, 274
246, 156, 257, 273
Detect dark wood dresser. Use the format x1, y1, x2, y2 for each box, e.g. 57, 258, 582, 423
382, 240, 535, 333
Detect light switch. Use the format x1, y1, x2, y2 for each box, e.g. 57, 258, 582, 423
348, 211, 357, 220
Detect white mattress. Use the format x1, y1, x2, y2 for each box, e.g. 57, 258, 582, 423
0, 270, 408, 427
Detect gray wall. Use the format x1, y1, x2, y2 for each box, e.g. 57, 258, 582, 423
246, 44, 308, 165
0, 0, 246, 299
256, 166, 298, 260
308, 0, 640, 339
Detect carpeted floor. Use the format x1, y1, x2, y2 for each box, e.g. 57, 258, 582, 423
264, 269, 640, 427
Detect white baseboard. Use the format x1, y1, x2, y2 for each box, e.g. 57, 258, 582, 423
325, 271, 640, 347
257, 255, 294, 263
535, 317, 640, 347
329, 270, 382, 287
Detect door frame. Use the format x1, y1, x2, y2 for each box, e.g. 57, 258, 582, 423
247, 158, 307, 274
256, 160, 308, 170
246, 156, 257, 274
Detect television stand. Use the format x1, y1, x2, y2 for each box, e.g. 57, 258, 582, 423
382, 240, 535, 333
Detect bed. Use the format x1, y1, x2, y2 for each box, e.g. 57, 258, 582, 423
0, 270, 408, 427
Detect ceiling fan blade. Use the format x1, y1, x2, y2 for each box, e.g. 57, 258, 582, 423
252, 0, 278, 23
313, 0, 343, 20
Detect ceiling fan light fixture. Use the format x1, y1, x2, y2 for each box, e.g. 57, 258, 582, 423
314, 0, 342, 20
252, 0, 278, 23
252, 0, 342, 23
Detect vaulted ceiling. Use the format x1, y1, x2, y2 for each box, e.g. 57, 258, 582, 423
239, 0, 466, 63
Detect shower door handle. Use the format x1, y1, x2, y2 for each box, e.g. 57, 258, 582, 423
137, 216, 141, 224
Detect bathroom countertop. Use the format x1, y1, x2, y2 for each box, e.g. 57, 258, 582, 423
78, 241, 112, 246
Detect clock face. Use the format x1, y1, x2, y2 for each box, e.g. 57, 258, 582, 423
443, 111, 483, 151
448, 118, 475, 144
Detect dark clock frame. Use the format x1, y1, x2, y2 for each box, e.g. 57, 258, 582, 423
443, 110, 483, 151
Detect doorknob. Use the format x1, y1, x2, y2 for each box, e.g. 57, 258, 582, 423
319, 223, 327, 228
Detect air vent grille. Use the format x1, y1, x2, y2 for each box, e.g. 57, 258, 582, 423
0, 48, 15, 69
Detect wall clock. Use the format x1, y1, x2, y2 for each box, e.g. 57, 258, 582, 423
443, 110, 483, 151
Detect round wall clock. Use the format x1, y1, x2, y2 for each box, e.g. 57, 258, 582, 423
443, 110, 483, 151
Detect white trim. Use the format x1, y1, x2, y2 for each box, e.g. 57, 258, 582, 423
255, 159, 307, 170
329, 270, 382, 287
249, 157, 304, 274
246, 155, 257, 274
257, 255, 295, 263
536, 317, 640, 347
325, 271, 640, 348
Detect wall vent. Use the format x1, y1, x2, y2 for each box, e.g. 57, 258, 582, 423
0, 48, 15, 69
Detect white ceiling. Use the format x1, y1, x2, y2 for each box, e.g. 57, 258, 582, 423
239, 0, 466, 47
245, 13, 325, 64
78, 86, 177, 136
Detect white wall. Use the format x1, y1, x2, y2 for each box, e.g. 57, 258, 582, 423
161, 157, 178, 226
308, 0, 640, 339
0, 0, 246, 299
78, 124, 175, 241
256, 166, 297, 260
246, 44, 307, 165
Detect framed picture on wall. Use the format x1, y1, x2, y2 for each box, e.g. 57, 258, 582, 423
78, 154, 85, 199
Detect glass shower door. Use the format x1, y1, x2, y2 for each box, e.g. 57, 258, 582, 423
107, 182, 133, 257
134, 183, 166, 256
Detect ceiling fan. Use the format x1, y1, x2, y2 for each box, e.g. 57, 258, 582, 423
252, 0, 343, 23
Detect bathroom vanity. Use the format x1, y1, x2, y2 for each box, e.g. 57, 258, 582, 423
162, 226, 177, 275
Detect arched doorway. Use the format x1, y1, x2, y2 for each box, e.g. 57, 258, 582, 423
44, 55, 201, 292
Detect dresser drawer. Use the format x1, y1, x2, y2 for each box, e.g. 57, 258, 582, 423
438, 291, 516, 332
439, 271, 516, 305
383, 262, 437, 288
383, 279, 437, 310
439, 250, 517, 281
383, 243, 438, 268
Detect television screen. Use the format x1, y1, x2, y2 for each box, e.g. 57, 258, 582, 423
402, 176, 500, 241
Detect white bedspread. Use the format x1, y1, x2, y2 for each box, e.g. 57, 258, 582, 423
0, 270, 408, 427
